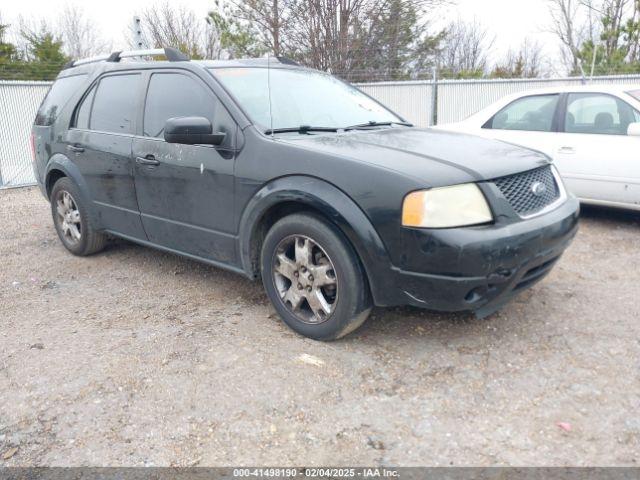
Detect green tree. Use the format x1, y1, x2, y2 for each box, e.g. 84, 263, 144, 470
21, 29, 67, 80
0, 21, 24, 79
207, 1, 266, 59
349, 0, 445, 81
0, 23, 18, 60
567, 0, 640, 75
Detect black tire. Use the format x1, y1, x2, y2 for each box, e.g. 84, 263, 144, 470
261, 212, 372, 341
50, 177, 107, 256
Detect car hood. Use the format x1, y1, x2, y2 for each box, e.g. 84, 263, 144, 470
280, 127, 551, 187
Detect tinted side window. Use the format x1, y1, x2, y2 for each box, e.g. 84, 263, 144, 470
144, 73, 216, 137
35, 74, 87, 126
90, 74, 140, 134
485, 94, 559, 132
74, 84, 96, 129
565, 93, 640, 135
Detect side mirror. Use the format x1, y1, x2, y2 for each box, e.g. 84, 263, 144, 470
627, 122, 640, 136
164, 116, 226, 145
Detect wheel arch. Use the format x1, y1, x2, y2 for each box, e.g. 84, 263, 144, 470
238, 176, 393, 306
44, 154, 92, 202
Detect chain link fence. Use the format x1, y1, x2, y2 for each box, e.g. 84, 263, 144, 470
357, 74, 640, 127
356, 80, 435, 128
2, 74, 640, 188
435, 74, 640, 125
0, 81, 52, 188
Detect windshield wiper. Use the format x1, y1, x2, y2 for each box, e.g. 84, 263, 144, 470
343, 120, 413, 131
264, 121, 413, 135
265, 125, 339, 135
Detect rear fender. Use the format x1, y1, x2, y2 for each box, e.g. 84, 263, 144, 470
45, 154, 93, 210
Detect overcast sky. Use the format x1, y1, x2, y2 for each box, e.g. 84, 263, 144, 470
1, 0, 563, 70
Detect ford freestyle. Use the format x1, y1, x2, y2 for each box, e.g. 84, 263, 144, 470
32, 48, 580, 340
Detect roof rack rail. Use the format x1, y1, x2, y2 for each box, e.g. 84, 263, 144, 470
66, 47, 189, 68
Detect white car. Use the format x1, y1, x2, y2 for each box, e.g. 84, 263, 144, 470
438, 85, 640, 210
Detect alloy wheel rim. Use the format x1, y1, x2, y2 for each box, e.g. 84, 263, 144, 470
55, 190, 82, 245
272, 235, 338, 324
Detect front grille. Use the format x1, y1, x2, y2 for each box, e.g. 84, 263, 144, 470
492, 165, 560, 217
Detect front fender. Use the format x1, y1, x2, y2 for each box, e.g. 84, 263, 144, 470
45, 154, 93, 205
238, 175, 394, 306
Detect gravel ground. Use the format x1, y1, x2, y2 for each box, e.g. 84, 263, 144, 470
0, 186, 639, 467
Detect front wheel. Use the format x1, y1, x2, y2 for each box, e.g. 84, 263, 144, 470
261, 213, 372, 341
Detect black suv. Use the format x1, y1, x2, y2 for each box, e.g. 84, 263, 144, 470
32, 48, 579, 340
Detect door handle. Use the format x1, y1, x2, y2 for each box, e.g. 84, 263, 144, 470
67, 144, 84, 153
136, 155, 160, 166
558, 146, 575, 154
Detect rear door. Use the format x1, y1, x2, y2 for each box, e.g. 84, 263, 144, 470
554, 92, 640, 205
132, 70, 238, 263
66, 72, 146, 238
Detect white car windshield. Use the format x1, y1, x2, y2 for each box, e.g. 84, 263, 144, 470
210, 67, 403, 132
628, 89, 640, 102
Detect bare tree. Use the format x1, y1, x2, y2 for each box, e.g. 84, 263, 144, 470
548, 0, 588, 73
137, 3, 206, 58
284, 0, 446, 79
491, 39, 544, 78
438, 18, 494, 77
57, 5, 110, 59
581, 0, 631, 57
226, 0, 292, 56
286, 0, 388, 72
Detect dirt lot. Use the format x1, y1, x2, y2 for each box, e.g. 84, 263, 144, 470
0, 186, 639, 466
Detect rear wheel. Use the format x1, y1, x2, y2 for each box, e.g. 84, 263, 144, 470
50, 177, 106, 256
261, 213, 372, 340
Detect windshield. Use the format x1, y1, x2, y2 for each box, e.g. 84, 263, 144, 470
210, 67, 402, 131
628, 89, 640, 102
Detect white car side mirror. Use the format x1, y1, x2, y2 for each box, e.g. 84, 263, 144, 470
627, 122, 640, 136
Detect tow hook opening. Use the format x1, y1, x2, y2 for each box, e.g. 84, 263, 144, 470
465, 287, 486, 304
465, 267, 515, 304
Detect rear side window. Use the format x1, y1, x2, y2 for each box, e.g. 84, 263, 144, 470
484, 94, 559, 132
35, 74, 87, 126
143, 73, 216, 137
565, 93, 640, 135
90, 74, 140, 134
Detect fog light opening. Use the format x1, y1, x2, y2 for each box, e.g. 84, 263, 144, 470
464, 287, 486, 304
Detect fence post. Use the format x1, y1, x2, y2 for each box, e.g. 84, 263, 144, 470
430, 66, 438, 126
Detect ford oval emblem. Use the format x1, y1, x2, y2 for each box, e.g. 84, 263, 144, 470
531, 181, 546, 196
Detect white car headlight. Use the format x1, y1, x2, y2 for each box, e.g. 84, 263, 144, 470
402, 183, 493, 228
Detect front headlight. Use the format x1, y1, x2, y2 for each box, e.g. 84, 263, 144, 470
402, 183, 493, 228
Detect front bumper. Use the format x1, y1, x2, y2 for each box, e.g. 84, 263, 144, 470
379, 195, 580, 316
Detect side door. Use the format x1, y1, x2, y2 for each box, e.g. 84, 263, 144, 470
132, 70, 238, 264
478, 93, 562, 160
554, 92, 640, 206
65, 73, 146, 238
